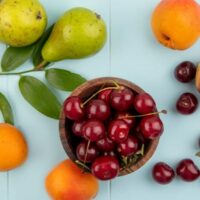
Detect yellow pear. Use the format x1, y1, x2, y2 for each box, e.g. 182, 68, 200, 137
0, 0, 47, 47
42, 7, 107, 62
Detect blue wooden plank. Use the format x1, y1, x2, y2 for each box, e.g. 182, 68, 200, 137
5, 0, 111, 199
0, 45, 8, 200
0, 173, 7, 200
110, 0, 200, 200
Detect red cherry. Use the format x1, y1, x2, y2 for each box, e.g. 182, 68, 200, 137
76, 141, 99, 163
115, 112, 135, 129
96, 137, 115, 152
140, 116, 164, 139
134, 93, 156, 114
117, 135, 138, 156
176, 93, 198, 115
91, 156, 120, 180
152, 162, 175, 184
134, 125, 146, 144
110, 87, 134, 111
176, 159, 200, 182
175, 61, 196, 83
103, 151, 116, 157
64, 96, 84, 121
86, 99, 110, 121
98, 89, 112, 104
72, 121, 85, 137
82, 119, 105, 141
108, 119, 130, 143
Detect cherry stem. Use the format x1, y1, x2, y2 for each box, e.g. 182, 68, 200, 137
119, 110, 167, 119
81, 140, 91, 173
82, 80, 121, 106
75, 160, 91, 171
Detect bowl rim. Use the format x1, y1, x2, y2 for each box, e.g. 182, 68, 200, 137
59, 77, 159, 176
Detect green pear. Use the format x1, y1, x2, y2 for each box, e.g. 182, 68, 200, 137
0, 0, 47, 47
42, 7, 107, 62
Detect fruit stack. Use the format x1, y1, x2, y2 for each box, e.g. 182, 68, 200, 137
62, 80, 164, 181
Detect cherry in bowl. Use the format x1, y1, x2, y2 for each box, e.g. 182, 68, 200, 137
60, 77, 161, 179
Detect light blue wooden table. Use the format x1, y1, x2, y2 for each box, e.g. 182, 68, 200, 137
1, 0, 200, 199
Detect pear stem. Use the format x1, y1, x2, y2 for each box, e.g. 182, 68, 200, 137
35, 60, 49, 70
118, 110, 167, 119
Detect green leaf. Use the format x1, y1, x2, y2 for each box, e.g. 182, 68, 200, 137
1, 45, 35, 72
32, 25, 54, 68
0, 92, 14, 125
45, 68, 86, 91
19, 76, 61, 119
196, 151, 200, 157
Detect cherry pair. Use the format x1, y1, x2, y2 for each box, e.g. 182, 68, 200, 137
153, 159, 200, 184
175, 61, 199, 115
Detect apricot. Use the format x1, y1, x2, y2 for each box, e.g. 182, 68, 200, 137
151, 0, 200, 50
45, 160, 99, 200
0, 123, 28, 171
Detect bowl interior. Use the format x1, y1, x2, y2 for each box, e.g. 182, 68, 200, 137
59, 77, 159, 176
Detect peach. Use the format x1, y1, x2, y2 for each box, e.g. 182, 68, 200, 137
151, 0, 200, 50
45, 160, 99, 200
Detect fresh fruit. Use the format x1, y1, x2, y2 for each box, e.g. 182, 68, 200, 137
63, 82, 165, 180
108, 119, 130, 143
64, 96, 84, 121
0, 0, 47, 47
46, 160, 99, 200
175, 61, 196, 83
176, 93, 198, 115
140, 116, 164, 139
42, 7, 107, 62
98, 89, 112, 103
115, 112, 136, 129
117, 135, 139, 156
86, 99, 110, 121
0, 123, 28, 171
134, 125, 147, 144
110, 87, 134, 111
96, 137, 115, 152
76, 141, 99, 163
195, 64, 200, 92
176, 159, 200, 181
82, 119, 105, 141
152, 162, 175, 184
91, 156, 120, 180
134, 93, 156, 114
103, 151, 116, 157
72, 121, 86, 137
151, 0, 200, 50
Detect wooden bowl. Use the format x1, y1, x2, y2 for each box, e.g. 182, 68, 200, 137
59, 77, 159, 176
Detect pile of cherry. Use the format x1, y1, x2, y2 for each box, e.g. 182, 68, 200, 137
63, 83, 164, 180
152, 61, 200, 185
175, 61, 199, 115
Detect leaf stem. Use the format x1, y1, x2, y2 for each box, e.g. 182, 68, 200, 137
0, 69, 39, 76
